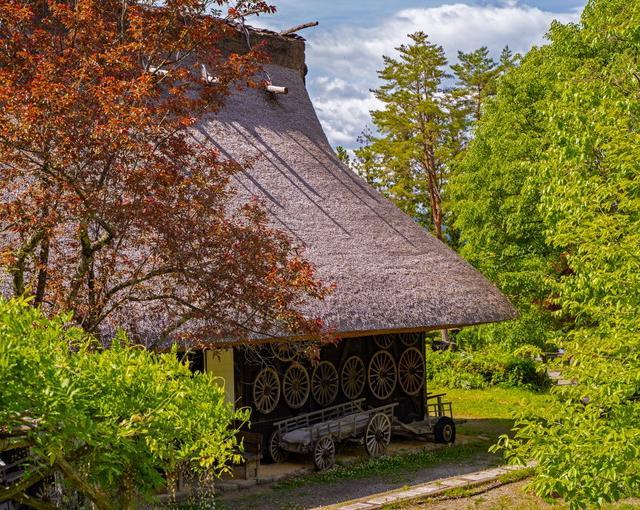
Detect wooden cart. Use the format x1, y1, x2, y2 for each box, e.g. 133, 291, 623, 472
392, 391, 457, 444
269, 399, 398, 470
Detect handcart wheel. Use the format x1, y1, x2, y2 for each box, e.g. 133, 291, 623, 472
374, 334, 394, 349
398, 347, 425, 396
253, 367, 280, 414
364, 412, 391, 457
368, 350, 397, 400
340, 355, 366, 400
313, 436, 336, 471
311, 361, 339, 406
434, 416, 456, 444
283, 362, 310, 409
268, 430, 289, 463
271, 342, 296, 362
400, 333, 419, 346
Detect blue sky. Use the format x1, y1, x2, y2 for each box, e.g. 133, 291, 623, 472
253, 1, 586, 148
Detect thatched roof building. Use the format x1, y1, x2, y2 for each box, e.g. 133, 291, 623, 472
194, 26, 516, 342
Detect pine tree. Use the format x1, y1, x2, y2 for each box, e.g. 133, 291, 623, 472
499, 45, 518, 72
450, 46, 499, 123
353, 32, 453, 239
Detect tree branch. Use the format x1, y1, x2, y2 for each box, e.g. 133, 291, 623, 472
105, 266, 179, 299
54, 457, 115, 510
9, 229, 45, 296
279, 21, 318, 36
12, 492, 58, 510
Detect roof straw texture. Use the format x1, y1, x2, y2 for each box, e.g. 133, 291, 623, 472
193, 61, 517, 340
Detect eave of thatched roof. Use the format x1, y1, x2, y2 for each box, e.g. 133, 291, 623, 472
192, 58, 517, 343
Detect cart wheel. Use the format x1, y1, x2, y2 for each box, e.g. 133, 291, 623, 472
271, 342, 295, 362
253, 367, 280, 414
374, 334, 394, 349
311, 361, 339, 406
268, 430, 289, 463
340, 355, 366, 400
364, 412, 391, 457
434, 416, 456, 444
283, 362, 310, 409
368, 350, 397, 400
398, 347, 425, 396
400, 333, 419, 346
313, 436, 336, 471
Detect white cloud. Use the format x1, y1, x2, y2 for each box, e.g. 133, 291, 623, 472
305, 2, 582, 148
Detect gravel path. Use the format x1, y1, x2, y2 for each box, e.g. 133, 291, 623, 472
219, 450, 499, 510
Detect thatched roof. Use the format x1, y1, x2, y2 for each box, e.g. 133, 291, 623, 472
191, 28, 517, 341
0, 26, 516, 345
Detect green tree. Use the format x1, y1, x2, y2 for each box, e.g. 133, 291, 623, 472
448, 41, 562, 351
335, 146, 351, 166
453, 0, 640, 506
353, 32, 451, 237
450, 46, 499, 123
498, 45, 518, 72
0, 297, 246, 509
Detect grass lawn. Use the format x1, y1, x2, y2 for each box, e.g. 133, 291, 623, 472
433, 386, 550, 420
429, 386, 551, 439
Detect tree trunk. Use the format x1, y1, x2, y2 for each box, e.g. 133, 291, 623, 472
440, 329, 455, 350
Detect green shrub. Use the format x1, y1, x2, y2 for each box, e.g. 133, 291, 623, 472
0, 297, 247, 509
426, 348, 549, 390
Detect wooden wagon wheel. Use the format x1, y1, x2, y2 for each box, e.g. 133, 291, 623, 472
252, 367, 280, 414
270, 342, 295, 362
364, 412, 391, 457
368, 350, 397, 400
283, 362, 310, 409
398, 347, 425, 396
340, 355, 366, 400
313, 436, 336, 470
374, 334, 394, 350
400, 333, 418, 346
311, 361, 339, 406
268, 429, 289, 463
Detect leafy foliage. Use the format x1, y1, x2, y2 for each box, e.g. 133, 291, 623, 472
0, 297, 246, 509
426, 350, 549, 390
452, 0, 640, 506
0, 0, 329, 345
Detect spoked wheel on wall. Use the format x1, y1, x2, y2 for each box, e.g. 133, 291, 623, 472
364, 412, 391, 457
270, 342, 296, 362
368, 350, 397, 400
283, 362, 310, 409
268, 430, 289, 463
252, 367, 281, 414
400, 333, 419, 347
398, 347, 425, 396
311, 361, 339, 406
313, 436, 336, 470
340, 355, 366, 400
374, 334, 394, 350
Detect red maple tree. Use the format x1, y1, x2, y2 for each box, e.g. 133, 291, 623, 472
0, 0, 329, 345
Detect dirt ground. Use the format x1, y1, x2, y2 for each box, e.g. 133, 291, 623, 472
218, 418, 514, 510
218, 444, 498, 510
399, 481, 640, 510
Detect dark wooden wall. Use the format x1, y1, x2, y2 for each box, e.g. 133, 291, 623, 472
233, 333, 426, 443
